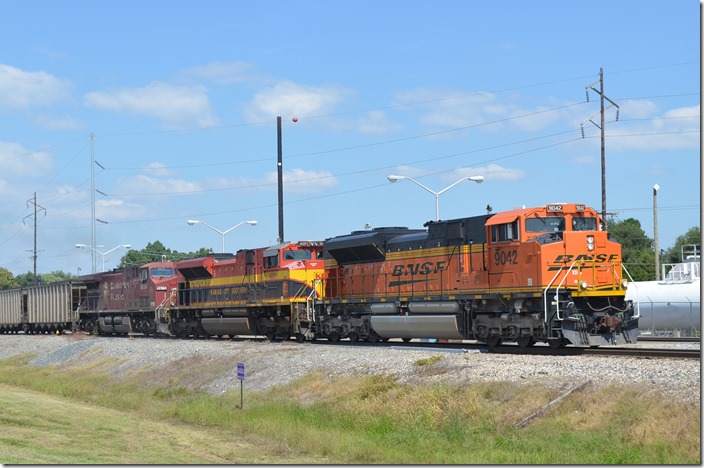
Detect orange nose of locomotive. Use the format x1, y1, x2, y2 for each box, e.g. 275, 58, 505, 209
553, 230, 627, 294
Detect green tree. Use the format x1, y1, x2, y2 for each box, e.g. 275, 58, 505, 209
0, 268, 19, 290
14, 271, 37, 287
661, 226, 701, 263
119, 241, 213, 267
605, 217, 655, 281
40, 270, 76, 284
13, 270, 74, 286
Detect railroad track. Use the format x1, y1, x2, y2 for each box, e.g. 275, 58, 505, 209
636, 336, 700, 343
313, 338, 701, 359
63, 332, 704, 360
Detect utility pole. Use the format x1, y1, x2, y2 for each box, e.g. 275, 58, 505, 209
276, 116, 284, 244
24, 192, 46, 286
582, 68, 620, 223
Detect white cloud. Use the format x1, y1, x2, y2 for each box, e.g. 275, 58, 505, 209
142, 162, 176, 177
0, 64, 72, 109
96, 197, 148, 222
455, 164, 524, 181
389, 165, 430, 179
605, 104, 700, 151
32, 113, 84, 130
0, 141, 53, 176
207, 168, 338, 195
274, 168, 338, 194
339, 110, 404, 135
84, 81, 218, 129
117, 174, 203, 196
244, 80, 351, 123
618, 99, 659, 119
180, 61, 270, 84
395, 88, 501, 130
388, 164, 524, 186
394, 87, 564, 135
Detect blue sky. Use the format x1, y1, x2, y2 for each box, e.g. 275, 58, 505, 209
0, 0, 700, 276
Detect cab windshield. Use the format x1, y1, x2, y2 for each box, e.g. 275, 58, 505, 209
525, 216, 565, 233
150, 267, 174, 277
572, 217, 597, 231
283, 250, 311, 260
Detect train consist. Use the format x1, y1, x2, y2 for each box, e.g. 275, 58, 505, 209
0, 203, 640, 348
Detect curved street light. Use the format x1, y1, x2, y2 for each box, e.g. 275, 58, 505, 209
75, 243, 132, 272
187, 219, 258, 253
387, 174, 484, 221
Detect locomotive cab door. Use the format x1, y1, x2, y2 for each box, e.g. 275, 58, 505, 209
487, 217, 521, 290
486, 216, 541, 292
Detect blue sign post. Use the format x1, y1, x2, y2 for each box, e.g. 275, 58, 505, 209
237, 362, 245, 409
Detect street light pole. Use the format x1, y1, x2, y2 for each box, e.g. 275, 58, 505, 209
387, 175, 484, 221
187, 219, 258, 253
75, 243, 132, 272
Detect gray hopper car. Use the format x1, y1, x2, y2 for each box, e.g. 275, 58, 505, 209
0, 282, 87, 334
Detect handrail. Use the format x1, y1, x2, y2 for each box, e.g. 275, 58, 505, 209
554, 260, 579, 320
306, 278, 322, 322
543, 260, 579, 322
155, 289, 176, 321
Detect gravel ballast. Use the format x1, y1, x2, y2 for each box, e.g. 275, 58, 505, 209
0, 334, 699, 404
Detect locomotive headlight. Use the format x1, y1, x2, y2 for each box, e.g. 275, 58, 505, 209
621, 279, 629, 289
586, 235, 595, 251
579, 280, 588, 290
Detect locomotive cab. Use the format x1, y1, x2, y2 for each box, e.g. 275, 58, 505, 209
480, 203, 637, 347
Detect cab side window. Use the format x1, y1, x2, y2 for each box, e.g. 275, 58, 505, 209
491, 220, 519, 242
265, 254, 279, 268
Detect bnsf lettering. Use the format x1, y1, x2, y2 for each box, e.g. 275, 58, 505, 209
554, 254, 619, 263
391, 261, 447, 276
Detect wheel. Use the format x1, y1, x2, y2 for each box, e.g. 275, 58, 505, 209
401, 337, 412, 343
265, 332, 276, 342
485, 336, 502, 348
517, 336, 536, 348
294, 333, 306, 343
327, 332, 341, 342
548, 338, 566, 349
347, 332, 358, 343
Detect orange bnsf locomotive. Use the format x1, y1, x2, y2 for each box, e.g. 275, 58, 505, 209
316, 203, 638, 347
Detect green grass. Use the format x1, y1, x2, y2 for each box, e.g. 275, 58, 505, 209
0, 353, 699, 464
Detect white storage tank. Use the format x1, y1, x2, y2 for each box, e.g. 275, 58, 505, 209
626, 259, 700, 336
